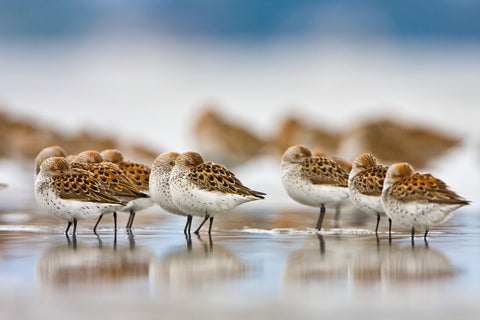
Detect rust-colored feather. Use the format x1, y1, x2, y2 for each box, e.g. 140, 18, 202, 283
52, 169, 126, 205
390, 173, 469, 205
301, 157, 349, 187
118, 161, 150, 191
71, 162, 148, 200
352, 165, 388, 196
189, 162, 265, 198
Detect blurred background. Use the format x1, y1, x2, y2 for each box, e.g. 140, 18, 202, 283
0, 1, 479, 207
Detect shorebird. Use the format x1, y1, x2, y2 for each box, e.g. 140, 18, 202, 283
382, 162, 469, 243
100, 149, 153, 230
312, 149, 352, 226
70, 150, 149, 233
348, 153, 390, 234
35, 157, 126, 236
150, 152, 194, 235
281, 145, 349, 231
170, 152, 265, 235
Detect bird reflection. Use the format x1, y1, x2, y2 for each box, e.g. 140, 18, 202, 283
35, 236, 153, 289
381, 245, 456, 281
149, 235, 248, 288
284, 235, 455, 285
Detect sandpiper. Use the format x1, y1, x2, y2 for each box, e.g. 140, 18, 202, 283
348, 153, 390, 234
170, 152, 265, 235
101, 149, 153, 230
35, 157, 125, 236
281, 145, 349, 231
71, 150, 149, 233
382, 162, 469, 242
150, 152, 193, 234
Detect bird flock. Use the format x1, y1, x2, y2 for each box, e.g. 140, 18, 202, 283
34, 144, 469, 243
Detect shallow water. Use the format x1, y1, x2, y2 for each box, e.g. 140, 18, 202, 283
0, 205, 479, 319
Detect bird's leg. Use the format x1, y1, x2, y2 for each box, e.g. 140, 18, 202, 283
375, 213, 381, 234
194, 214, 210, 234
208, 216, 214, 236
73, 218, 78, 236
424, 228, 429, 244
411, 227, 415, 247
126, 209, 136, 229
113, 212, 117, 234
184, 215, 192, 235
388, 218, 392, 244
65, 221, 72, 235
93, 214, 103, 234
316, 204, 326, 231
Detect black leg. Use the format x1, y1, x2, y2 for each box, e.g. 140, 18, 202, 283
411, 227, 415, 247
388, 218, 392, 242
113, 212, 117, 234
127, 209, 136, 229
375, 213, 381, 234
334, 203, 341, 228
126, 213, 132, 229
65, 221, 72, 235
73, 218, 78, 236
424, 229, 429, 242
93, 214, 103, 234
315, 204, 326, 230
208, 216, 214, 236
184, 215, 192, 235
194, 214, 210, 234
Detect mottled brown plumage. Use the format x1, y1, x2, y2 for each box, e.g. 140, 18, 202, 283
101, 149, 151, 192
390, 173, 469, 205
353, 165, 388, 196
312, 150, 352, 173
117, 161, 150, 191
301, 157, 349, 187
71, 151, 148, 201
52, 168, 125, 205
189, 162, 265, 198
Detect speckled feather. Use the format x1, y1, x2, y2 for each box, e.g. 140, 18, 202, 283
189, 162, 265, 198
52, 169, 125, 205
301, 157, 349, 187
118, 161, 150, 191
72, 161, 147, 200
389, 173, 470, 205
352, 165, 388, 196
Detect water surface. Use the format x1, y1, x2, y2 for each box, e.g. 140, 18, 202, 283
0, 206, 479, 319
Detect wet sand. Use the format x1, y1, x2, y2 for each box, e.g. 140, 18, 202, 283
0, 205, 479, 320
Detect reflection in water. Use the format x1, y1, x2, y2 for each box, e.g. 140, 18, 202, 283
284, 235, 455, 285
381, 246, 455, 281
150, 236, 249, 288
35, 235, 154, 288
